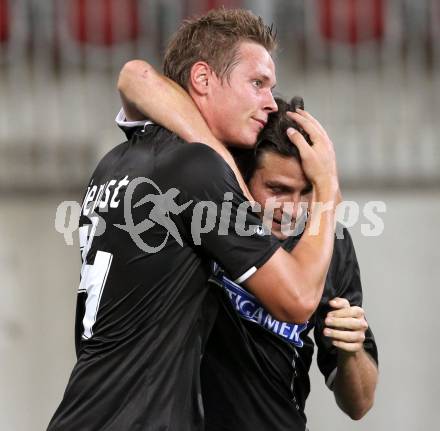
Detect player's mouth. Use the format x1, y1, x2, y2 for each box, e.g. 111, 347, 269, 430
252, 117, 267, 128
273, 217, 282, 227
273, 216, 296, 228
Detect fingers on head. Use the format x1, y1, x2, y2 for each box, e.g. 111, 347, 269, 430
287, 111, 320, 141
286, 128, 312, 156
296, 109, 328, 137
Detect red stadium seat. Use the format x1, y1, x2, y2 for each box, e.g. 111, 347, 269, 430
319, 0, 385, 45
67, 0, 139, 46
0, 0, 9, 43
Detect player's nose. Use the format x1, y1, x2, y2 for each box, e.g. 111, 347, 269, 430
263, 89, 278, 113
282, 195, 302, 219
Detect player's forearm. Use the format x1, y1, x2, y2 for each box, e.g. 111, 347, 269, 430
288, 182, 338, 312
118, 60, 221, 149
283, 121, 340, 316
333, 349, 378, 420
242, 177, 338, 323
265, 197, 337, 322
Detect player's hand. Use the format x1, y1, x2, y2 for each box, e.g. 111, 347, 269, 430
286, 109, 339, 194
323, 297, 368, 354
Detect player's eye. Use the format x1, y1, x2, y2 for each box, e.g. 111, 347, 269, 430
252, 79, 263, 88
301, 184, 313, 195
268, 185, 283, 194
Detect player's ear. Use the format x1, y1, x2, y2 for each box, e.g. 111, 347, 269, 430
189, 61, 213, 96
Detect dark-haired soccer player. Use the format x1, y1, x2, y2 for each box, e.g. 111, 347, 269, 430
202, 98, 378, 431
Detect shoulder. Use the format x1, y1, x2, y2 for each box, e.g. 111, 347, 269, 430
333, 224, 356, 260
88, 140, 131, 180
137, 126, 229, 171
162, 142, 240, 198
132, 126, 235, 179
170, 142, 230, 170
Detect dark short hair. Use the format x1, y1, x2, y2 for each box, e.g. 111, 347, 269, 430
232, 97, 305, 182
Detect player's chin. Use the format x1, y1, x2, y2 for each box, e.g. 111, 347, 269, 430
227, 129, 259, 149
271, 223, 287, 240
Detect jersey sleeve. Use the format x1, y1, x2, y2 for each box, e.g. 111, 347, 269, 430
171, 143, 281, 283
314, 228, 379, 389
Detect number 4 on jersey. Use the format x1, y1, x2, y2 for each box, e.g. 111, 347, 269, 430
78, 216, 113, 339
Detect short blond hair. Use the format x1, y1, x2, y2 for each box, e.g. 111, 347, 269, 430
163, 8, 277, 89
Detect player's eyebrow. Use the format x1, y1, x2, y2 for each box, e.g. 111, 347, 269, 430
255, 72, 276, 89
301, 182, 313, 195
266, 181, 293, 192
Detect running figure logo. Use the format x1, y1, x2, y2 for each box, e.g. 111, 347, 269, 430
115, 177, 192, 253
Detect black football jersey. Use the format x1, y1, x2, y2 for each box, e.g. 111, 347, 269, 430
201, 228, 378, 431
47, 125, 280, 431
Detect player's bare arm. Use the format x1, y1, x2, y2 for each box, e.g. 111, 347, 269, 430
118, 60, 253, 200
324, 297, 379, 419
244, 110, 340, 322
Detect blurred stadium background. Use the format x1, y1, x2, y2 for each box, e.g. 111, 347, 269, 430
0, 1, 439, 430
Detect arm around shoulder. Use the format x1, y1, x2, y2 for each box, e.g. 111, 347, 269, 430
118, 59, 163, 122
244, 247, 327, 323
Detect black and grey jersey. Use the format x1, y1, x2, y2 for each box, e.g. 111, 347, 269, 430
47, 125, 280, 431
201, 227, 378, 431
